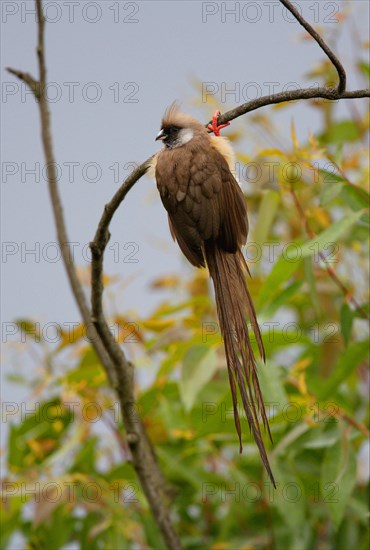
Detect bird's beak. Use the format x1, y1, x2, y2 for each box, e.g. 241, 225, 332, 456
155, 129, 166, 141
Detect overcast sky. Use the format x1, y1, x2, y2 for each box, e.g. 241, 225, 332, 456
1, 0, 369, 410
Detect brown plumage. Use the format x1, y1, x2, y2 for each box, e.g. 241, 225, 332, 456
154, 103, 275, 486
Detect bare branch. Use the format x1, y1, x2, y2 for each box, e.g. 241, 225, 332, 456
14, 0, 116, 386
90, 158, 185, 550
279, 0, 346, 93
6, 67, 40, 99
7, 2, 182, 548
207, 0, 369, 129
210, 88, 370, 129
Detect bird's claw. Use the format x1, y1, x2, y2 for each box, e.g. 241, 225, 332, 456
207, 110, 230, 136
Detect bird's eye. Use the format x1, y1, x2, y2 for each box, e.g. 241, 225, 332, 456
167, 125, 181, 134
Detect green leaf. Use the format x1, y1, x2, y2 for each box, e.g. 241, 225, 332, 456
354, 302, 370, 319
340, 185, 370, 210
157, 447, 203, 488
340, 185, 370, 223
321, 441, 357, 527
270, 460, 306, 532
14, 318, 40, 339
304, 256, 320, 315
320, 180, 344, 205
299, 210, 365, 258
257, 362, 288, 415
70, 436, 98, 473
258, 252, 303, 308
262, 330, 312, 357
261, 280, 303, 318
319, 169, 346, 185
319, 120, 360, 144
8, 399, 73, 470
0, 494, 23, 549
179, 345, 218, 411
340, 303, 354, 346
317, 340, 369, 400
253, 190, 280, 246
64, 349, 106, 388
301, 425, 340, 449
259, 210, 362, 309
358, 61, 370, 80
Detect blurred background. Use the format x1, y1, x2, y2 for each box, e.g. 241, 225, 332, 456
1, 1, 369, 548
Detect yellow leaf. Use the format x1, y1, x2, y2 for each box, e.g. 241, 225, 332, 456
272, 101, 292, 110
93, 372, 106, 386
187, 271, 209, 297
291, 119, 299, 149
312, 207, 331, 228
292, 357, 311, 373
151, 275, 180, 289
140, 319, 175, 332
28, 438, 56, 458
352, 241, 362, 253
144, 417, 168, 443
237, 153, 251, 164
297, 373, 308, 396
171, 429, 196, 440
226, 130, 243, 142
57, 323, 86, 350
308, 132, 319, 148
114, 315, 144, 343
257, 148, 287, 158
343, 152, 361, 170
53, 420, 64, 433
102, 273, 118, 286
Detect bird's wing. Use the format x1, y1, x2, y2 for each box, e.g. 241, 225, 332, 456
214, 151, 248, 252
156, 139, 247, 265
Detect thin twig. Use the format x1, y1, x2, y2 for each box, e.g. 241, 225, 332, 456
331, 407, 370, 438
279, 0, 346, 93
6, 67, 40, 99
289, 379, 370, 438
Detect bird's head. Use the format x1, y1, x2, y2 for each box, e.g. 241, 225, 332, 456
155, 102, 207, 149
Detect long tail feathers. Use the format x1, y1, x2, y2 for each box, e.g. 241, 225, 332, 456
205, 242, 276, 487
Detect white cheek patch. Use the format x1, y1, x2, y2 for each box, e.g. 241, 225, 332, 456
178, 128, 194, 145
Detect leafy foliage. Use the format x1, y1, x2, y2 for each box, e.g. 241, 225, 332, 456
2, 30, 369, 550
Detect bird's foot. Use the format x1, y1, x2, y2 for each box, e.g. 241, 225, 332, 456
207, 110, 230, 136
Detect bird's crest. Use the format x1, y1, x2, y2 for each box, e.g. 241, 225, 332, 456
161, 101, 204, 131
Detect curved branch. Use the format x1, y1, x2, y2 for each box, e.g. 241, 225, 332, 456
279, 0, 346, 93
210, 88, 369, 129
208, 0, 370, 129
87, 13, 370, 535
90, 158, 183, 550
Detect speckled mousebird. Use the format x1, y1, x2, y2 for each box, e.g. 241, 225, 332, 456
151, 103, 275, 487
